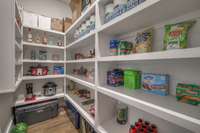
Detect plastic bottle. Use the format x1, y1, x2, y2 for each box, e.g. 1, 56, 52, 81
116, 102, 128, 125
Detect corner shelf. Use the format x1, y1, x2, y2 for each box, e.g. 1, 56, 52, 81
15, 93, 64, 106
23, 41, 65, 49
23, 25, 65, 35
23, 59, 65, 64
66, 30, 96, 49
65, 1, 97, 34
23, 75, 65, 80
97, 85, 200, 133
98, 47, 200, 62
66, 58, 95, 63
66, 75, 95, 89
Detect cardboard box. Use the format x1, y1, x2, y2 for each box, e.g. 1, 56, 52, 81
64, 18, 72, 32
51, 18, 63, 32
23, 11, 38, 27
70, 0, 82, 22
142, 73, 169, 96
38, 15, 51, 30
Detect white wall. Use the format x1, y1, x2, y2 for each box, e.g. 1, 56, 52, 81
21, 0, 72, 18
0, 94, 14, 133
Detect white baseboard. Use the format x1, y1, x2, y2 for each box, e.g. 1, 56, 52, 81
5, 118, 13, 133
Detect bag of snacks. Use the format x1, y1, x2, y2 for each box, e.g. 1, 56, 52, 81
163, 20, 196, 50
135, 28, 153, 53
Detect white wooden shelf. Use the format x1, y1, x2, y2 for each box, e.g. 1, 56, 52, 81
97, 118, 129, 133
23, 59, 65, 64
23, 75, 65, 80
15, 40, 21, 51
15, 60, 22, 66
15, 0, 22, 22
66, 30, 96, 49
98, 47, 200, 62
98, 0, 200, 35
15, 19, 22, 38
97, 85, 200, 133
65, 1, 97, 34
15, 93, 64, 106
66, 75, 95, 89
66, 58, 95, 63
0, 89, 15, 94
23, 41, 65, 49
15, 78, 22, 91
65, 94, 95, 127
23, 25, 65, 35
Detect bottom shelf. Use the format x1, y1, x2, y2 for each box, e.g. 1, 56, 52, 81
98, 118, 129, 133
15, 93, 64, 106
65, 94, 95, 127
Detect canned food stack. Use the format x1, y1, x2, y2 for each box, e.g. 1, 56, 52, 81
104, 0, 146, 23
74, 14, 95, 39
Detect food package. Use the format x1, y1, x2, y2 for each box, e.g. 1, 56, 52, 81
163, 20, 196, 50
176, 83, 200, 106
38, 15, 51, 30
23, 11, 38, 27
135, 28, 153, 53
124, 69, 141, 90
64, 18, 72, 32
142, 73, 169, 96
51, 18, 64, 32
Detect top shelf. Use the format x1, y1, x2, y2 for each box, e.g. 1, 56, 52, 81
98, 0, 200, 36
23, 25, 65, 35
65, 1, 97, 35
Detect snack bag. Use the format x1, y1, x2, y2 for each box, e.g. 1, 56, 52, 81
163, 20, 196, 50
135, 28, 153, 53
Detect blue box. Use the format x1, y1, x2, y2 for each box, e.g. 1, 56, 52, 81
142, 73, 169, 96
65, 100, 80, 129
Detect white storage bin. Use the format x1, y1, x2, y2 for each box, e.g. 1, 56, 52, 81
23, 11, 38, 27
38, 15, 51, 30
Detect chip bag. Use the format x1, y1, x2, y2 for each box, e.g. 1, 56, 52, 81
135, 28, 153, 53
163, 20, 196, 50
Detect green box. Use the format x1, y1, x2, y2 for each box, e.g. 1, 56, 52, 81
124, 69, 141, 90
176, 83, 200, 106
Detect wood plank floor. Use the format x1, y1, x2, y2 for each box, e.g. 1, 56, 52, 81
28, 110, 79, 133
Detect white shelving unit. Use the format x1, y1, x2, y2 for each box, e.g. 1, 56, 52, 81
12, 0, 200, 133
23, 59, 65, 64
22, 75, 65, 80
23, 25, 65, 35
23, 41, 65, 49
14, 0, 23, 91
15, 93, 64, 106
